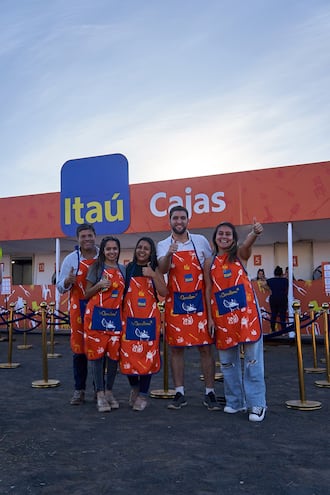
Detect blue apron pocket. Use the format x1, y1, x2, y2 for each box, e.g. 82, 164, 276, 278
214, 284, 246, 315
91, 306, 122, 332
126, 317, 156, 341
173, 290, 204, 314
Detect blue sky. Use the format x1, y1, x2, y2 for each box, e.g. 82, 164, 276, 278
1, 0, 330, 198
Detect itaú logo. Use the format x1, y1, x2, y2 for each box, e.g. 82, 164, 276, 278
149, 187, 226, 218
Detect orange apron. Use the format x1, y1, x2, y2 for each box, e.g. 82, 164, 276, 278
70, 258, 96, 354
84, 266, 125, 361
120, 274, 161, 375
210, 254, 262, 350
165, 250, 213, 346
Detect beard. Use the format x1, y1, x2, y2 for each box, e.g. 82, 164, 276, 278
172, 224, 187, 236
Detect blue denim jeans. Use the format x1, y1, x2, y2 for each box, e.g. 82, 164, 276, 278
73, 353, 88, 390
219, 338, 266, 410
90, 357, 118, 392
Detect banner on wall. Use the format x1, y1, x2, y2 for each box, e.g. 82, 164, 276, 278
60, 153, 130, 236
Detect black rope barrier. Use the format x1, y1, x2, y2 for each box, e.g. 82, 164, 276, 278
262, 310, 324, 341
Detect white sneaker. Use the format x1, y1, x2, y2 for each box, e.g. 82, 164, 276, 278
97, 396, 111, 413
133, 396, 148, 411
224, 406, 247, 414
105, 391, 119, 409
249, 406, 266, 422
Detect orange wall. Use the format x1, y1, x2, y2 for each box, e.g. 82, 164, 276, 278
0, 161, 329, 241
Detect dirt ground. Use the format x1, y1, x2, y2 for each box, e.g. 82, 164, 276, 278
0, 331, 329, 495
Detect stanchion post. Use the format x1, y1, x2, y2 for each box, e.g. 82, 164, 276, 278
0, 302, 20, 368
304, 303, 325, 374
285, 301, 321, 410
17, 300, 33, 350
315, 303, 330, 388
149, 302, 175, 399
47, 302, 62, 358
31, 302, 60, 388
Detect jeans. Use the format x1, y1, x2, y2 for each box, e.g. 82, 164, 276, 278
90, 357, 118, 392
128, 375, 152, 396
219, 338, 266, 410
73, 353, 88, 390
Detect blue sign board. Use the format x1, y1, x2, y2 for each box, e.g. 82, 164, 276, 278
60, 153, 130, 236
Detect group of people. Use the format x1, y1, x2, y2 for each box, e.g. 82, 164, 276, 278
57, 206, 267, 422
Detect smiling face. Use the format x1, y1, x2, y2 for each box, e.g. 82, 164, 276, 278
170, 210, 189, 237
135, 240, 151, 265
214, 225, 234, 251
78, 228, 96, 254
103, 240, 119, 265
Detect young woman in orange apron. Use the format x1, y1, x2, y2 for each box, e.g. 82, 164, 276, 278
120, 237, 167, 411
84, 236, 126, 413
204, 221, 267, 422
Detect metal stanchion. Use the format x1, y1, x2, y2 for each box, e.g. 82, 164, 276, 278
32, 302, 60, 388
17, 300, 33, 350
0, 302, 20, 368
286, 301, 321, 410
315, 303, 330, 388
149, 302, 175, 399
304, 303, 325, 374
47, 302, 62, 359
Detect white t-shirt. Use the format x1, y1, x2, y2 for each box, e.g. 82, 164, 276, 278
56, 247, 99, 294
157, 232, 212, 268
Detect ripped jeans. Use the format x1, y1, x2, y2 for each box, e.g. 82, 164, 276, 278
219, 338, 266, 410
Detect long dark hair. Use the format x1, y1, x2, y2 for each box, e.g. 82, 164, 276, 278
212, 222, 238, 263
95, 236, 121, 280
133, 236, 158, 271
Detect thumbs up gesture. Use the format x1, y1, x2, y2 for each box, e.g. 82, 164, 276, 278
142, 262, 154, 278
66, 266, 77, 286
251, 217, 263, 236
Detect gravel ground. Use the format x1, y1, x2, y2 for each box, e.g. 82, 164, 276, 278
0, 332, 329, 495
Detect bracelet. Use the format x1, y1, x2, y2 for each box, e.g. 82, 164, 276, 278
250, 230, 261, 236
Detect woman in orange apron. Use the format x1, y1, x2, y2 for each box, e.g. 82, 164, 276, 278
120, 237, 167, 411
84, 236, 126, 413
204, 220, 267, 422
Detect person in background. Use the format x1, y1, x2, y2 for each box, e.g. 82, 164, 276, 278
254, 268, 267, 291
267, 265, 288, 333
204, 219, 267, 422
120, 237, 168, 411
84, 236, 126, 413
57, 223, 99, 405
157, 206, 219, 411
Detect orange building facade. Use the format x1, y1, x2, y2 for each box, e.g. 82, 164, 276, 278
0, 160, 329, 335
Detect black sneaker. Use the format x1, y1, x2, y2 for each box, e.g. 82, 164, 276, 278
203, 391, 221, 411
168, 392, 188, 410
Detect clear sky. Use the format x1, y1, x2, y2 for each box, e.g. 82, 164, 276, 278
1, 0, 329, 198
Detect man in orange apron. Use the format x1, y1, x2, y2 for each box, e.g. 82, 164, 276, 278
157, 206, 219, 411
57, 223, 99, 405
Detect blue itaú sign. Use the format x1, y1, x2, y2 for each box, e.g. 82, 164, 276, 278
60, 153, 130, 236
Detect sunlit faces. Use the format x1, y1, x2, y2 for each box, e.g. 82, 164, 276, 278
78, 229, 96, 252
135, 240, 152, 265
215, 225, 234, 251
104, 240, 120, 264
170, 212, 189, 236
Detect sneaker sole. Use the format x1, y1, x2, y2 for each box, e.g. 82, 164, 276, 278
224, 407, 247, 414
249, 413, 265, 422
167, 402, 188, 410
203, 402, 221, 411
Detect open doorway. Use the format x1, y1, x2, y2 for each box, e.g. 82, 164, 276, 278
11, 258, 32, 285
